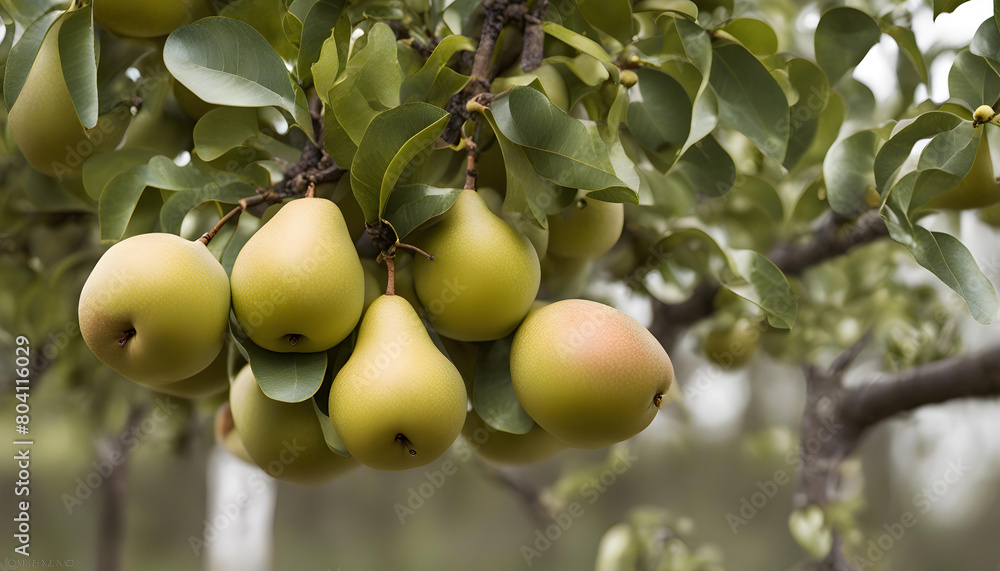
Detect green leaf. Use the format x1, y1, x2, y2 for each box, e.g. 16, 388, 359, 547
709, 42, 789, 162
783, 58, 830, 170
310, 12, 350, 103
57, 5, 97, 128
675, 135, 735, 197
164, 17, 312, 136
295, 0, 346, 83
3, 10, 59, 111
490, 86, 637, 202
219, 0, 297, 60
971, 17, 1000, 67
193, 107, 301, 163
82, 149, 159, 200
823, 129, 884, 215
721, 18, 777, 56
814, 7, 880, 86
934, 0, 972, 17
400, 34, 474, 106
159, 181, 256, 235
626, 67, 691, 154
880, 15, 927, 83
576, 0, 634, 45
542, 21, 612, 63
725, 251, 797, 329
948, 49, 1000, 111
873, 111, 963, 196
230, 316, 328, 402
382, 184, 461, 240
882, 172, 998, 324
633, 0, 698, 20
908, 121, 979, 209
0, 6, 14, 76
350, 102, 450, 223
473, 335, 534, 434
312, 399, 351, 456
323, 22, 401, 166
480, 108, 564, 227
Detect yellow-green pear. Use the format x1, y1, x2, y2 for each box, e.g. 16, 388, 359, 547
329, 295, 467, 470
510, 299, 673, 449
703, 317, 760, 369
921, 129, 1000, 210
462, 410, 564, 465
413, 189, 540, 342
231, 197, 364, 352
79, 233, 230, 385
214, 401, 254, 464
144, 346, 230, 398
479, 187, 549, 259
548, 194, 625, 259
94, 0, 213, 38
8, 16, 128, 177
230, 365, 358, 485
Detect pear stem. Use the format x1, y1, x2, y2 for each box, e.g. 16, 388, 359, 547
118, 329, 136, 348
305, 182, 316, 198
385, 255, 396, 296
395, 433, 417, 456
394, 242, 434, 260
198, 192, 276, 246
464, 136, 478, 191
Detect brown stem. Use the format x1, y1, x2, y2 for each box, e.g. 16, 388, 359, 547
117, 329, 136, 348
198, 193, 277, 246
464, 137, 478, 191
520, 0, 549, 72
385, 255, 396, 296
395, 242, 434, 260
305, 182, 316, 198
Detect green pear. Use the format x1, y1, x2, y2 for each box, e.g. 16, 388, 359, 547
547, 194, 624, 259
329, 295, 467, 470
230, 365, 358, 485
510, 299, 674, 449
144, 346, 230, 398
231, 197, 364, 352
413, 189, 540, 342
479, 187, 549, 260
79, 233, 230, 385
94, 0, 213, 38
703, 317, 760, 369
462, 410, 564, 465
214, 401, 254, 464
921, 129, 1000, 210
8, 16, 129, 177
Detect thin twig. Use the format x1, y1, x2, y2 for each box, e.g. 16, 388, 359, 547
394, 242, 434, 260
464, 137, 478, 191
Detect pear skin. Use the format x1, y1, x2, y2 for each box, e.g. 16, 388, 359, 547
95, 0, 213, 38
144, 346, 230, 398
79, 233, 230, 385
462, 409, 564, 465
329, 295, 467, 470
510, 299, 673, 449
231, 197, 364, 352
547, 194, 624, 259
413, 189, 540, 342
230, 365, 357, 485
9, 16, 128, 177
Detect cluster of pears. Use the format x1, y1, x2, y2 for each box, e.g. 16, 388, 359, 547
9, 1, 213, 176
79, 186, 673, 484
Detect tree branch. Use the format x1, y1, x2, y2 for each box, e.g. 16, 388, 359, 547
650, 211, 888, 349
441, 0, 530, 144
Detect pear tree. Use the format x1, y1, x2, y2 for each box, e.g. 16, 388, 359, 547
6, 1, 1000, 570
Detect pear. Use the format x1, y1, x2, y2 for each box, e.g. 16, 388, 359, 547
230, 365, 358, 485
8, 16, 128, 177
479, 187, 548, 259
548, 194, 624, 259
413, 189, 540, 342
921, 129, 1000, 210
703, 317, 760, 369
230, 197, 364, 352
94, 0, 213, 38
144, 346, 230, 398
214, 401, 254, 464
510, 299, 674, 449
462, 409, 564, 465
79, 233, 230, 385
329, 295, 467, 470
